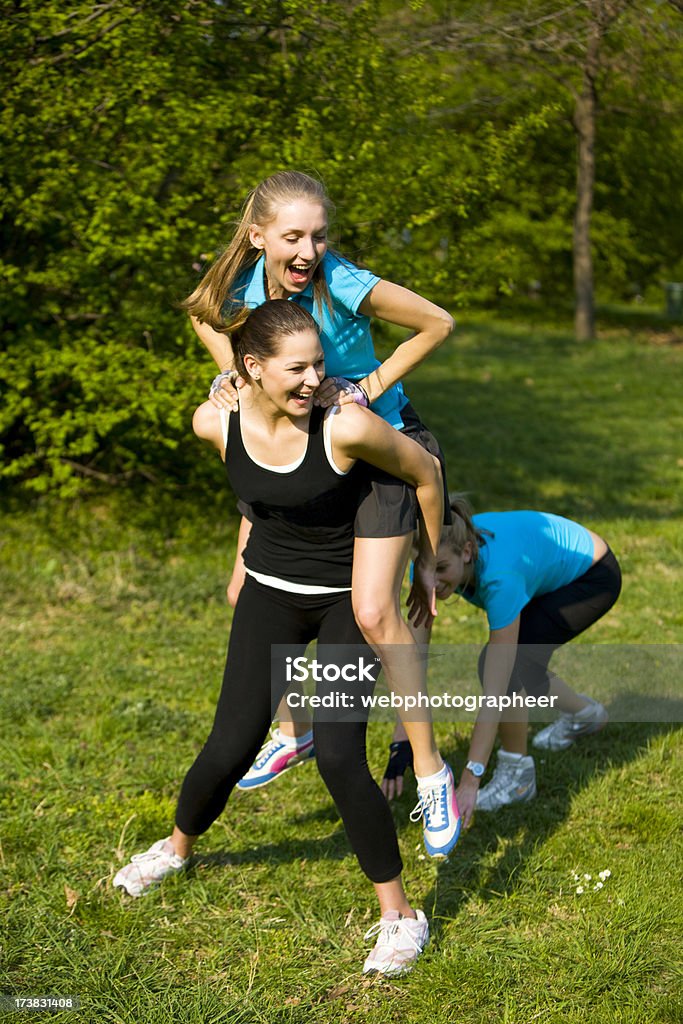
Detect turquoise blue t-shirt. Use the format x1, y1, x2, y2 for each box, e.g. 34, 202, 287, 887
459, 512, 596, 630
230, 251, 409, 429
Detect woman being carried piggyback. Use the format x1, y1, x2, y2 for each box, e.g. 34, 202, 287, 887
184, 170, 460, 856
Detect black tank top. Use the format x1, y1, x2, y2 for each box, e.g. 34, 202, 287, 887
225, 405, 362, 588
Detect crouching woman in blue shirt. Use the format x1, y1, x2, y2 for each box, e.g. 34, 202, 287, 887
401, 496, 622, 828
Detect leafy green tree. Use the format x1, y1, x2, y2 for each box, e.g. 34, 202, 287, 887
2, 1, 268, 493
392, 0, 683, 337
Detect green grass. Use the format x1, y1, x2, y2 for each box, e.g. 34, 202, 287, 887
1, 313, 682, 1022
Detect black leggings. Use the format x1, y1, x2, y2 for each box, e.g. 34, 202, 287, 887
175, 575, 403, 884
478, 549, 622, 697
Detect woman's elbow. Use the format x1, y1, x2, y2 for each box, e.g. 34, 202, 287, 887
424, 308, 454, 350
435, 309, 455, 345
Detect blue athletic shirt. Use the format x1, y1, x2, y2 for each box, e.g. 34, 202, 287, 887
459, 512, 595, 630
230, 250, 409, 429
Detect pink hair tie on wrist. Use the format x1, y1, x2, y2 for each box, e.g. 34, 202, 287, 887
330, 376, 369, 408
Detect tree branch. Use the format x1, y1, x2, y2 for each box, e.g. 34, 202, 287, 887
34, 1, 123, 43
28, 6, 146, 66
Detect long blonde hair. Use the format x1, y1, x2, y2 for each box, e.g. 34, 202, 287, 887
442, 493, 490, 563
183, 171, 334, 332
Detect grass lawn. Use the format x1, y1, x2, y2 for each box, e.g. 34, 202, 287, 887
1, 313, 682, 1023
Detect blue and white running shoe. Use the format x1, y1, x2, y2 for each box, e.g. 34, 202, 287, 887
410, 762, 461, 859
237, 728, 315, 790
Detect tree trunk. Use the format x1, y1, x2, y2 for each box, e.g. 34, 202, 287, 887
572, 16, 600, 342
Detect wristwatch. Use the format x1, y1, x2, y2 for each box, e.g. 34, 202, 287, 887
465, 760, 486, 778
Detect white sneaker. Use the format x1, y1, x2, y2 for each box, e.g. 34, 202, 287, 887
363, 909, 429, 976
237, 728, 315, 790
410, 762, 461, 859
476, 750, 537, 812
113, 837, 188, 897
532, 696, 608, 751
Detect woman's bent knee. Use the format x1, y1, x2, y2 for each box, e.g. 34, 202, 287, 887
352, 598, 401, 639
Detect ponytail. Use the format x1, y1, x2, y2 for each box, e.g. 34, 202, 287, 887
182, 190, 260, 332
444, 493, 490, 561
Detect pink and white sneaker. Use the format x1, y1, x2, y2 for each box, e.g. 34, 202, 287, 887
363, 909, 429, 976
237, 728, 315, 790
113, 837, 188, 897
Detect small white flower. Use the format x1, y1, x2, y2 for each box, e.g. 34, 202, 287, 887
583, 874, 592, 882
575, 886, 584, 895
417, 854, 426, 861
593, 882, 604, 891
598, 869, 611, 881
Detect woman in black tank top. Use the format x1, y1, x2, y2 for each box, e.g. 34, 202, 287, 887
223, 400, 362, 589
113, 302, 446, 976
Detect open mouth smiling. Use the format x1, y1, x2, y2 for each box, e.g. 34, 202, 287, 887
288, 263, 313, 281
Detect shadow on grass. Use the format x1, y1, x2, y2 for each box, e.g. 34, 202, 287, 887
190, 825, 352, 874
419, 714, 682, 949
595, 306, 683, 339
456, 299, 683, 338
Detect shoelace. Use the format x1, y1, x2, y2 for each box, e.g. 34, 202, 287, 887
130, 845, 169, 865
130, 841, 184, 867
486, 764, 533, 797
560, 703, 598, 732
253, 737, 284, 769
485, 771, 510, 796
566, 714, 591, 733
409, 786, 444, 828
363, 917, 423, 954
539, 714, 583, 741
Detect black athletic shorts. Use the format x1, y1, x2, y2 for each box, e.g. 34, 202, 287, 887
353, 402, 452, 538
477, 548, 623, 698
